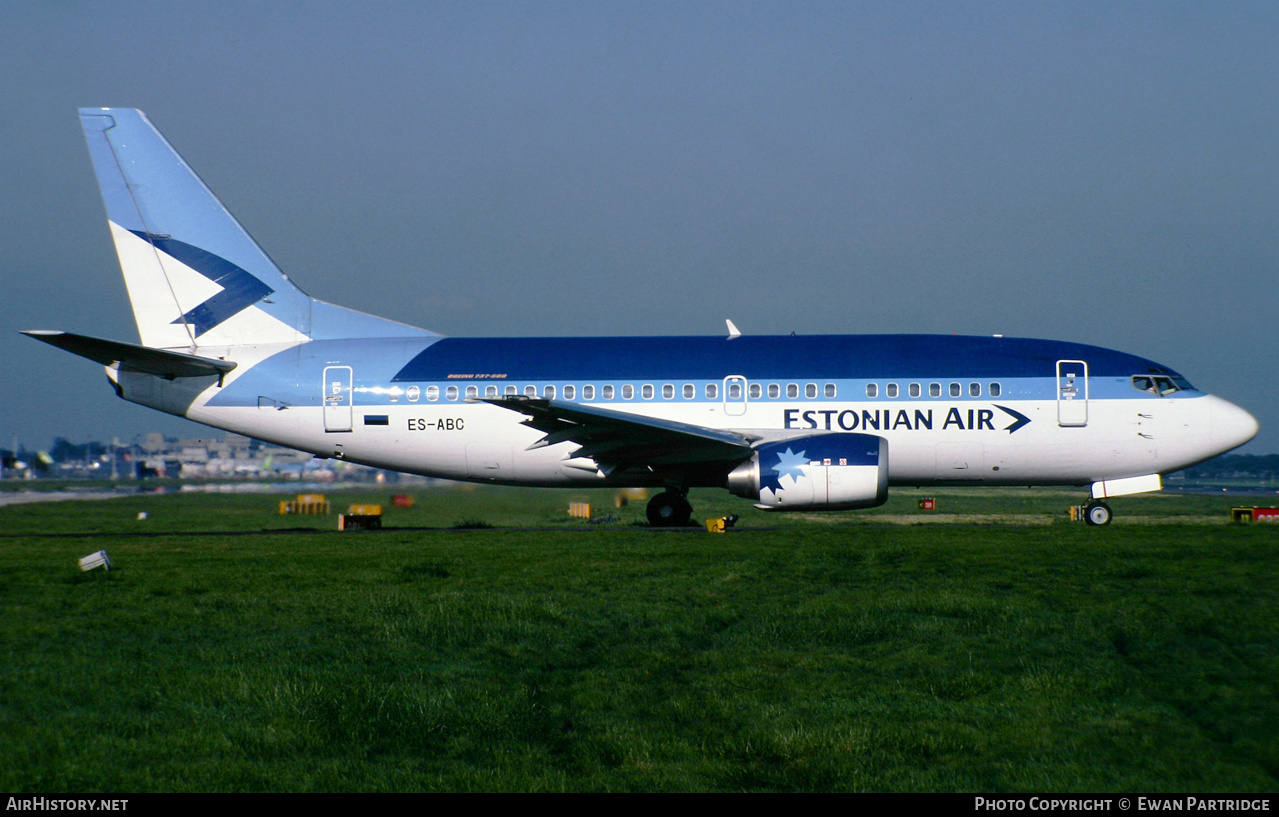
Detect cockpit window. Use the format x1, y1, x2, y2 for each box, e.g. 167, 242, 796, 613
1132, 375, 1194, 396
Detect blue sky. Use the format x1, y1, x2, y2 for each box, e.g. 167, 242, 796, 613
2, 1, 1276, 453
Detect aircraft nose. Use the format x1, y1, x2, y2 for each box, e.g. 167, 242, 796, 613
1210, 395, 1259, 454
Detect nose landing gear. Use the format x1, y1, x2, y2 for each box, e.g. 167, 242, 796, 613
1083, 500, 1112, 526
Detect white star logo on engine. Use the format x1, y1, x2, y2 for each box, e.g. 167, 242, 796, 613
772, 447, 809, 482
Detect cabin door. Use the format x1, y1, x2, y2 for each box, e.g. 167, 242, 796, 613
323, 365, 353, 432
723, 376, 748, 417
1055, 360, 1088, 427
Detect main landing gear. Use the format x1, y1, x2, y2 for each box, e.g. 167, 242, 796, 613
647, 491, 693, 527
1083, 499, 1112, 526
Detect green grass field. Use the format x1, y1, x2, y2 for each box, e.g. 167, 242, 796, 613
1, 484, 1276, 792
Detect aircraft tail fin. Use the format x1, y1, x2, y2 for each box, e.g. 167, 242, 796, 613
78, 108, 432, 349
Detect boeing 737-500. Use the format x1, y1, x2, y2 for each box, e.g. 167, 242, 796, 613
25, 109, 1260, 526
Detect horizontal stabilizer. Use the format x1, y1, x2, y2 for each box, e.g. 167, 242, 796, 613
22, 330, 237, 379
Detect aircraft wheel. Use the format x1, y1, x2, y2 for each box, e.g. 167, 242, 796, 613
1084, 501, 1113, 526
647, 492, 693, 527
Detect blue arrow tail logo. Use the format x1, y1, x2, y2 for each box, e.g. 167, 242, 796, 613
132, 231, 275, 337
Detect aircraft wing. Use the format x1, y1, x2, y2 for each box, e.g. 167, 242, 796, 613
22, 331, 237, 379
476, 396, 756, 474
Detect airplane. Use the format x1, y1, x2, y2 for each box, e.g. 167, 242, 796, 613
24, 108, 1259, 527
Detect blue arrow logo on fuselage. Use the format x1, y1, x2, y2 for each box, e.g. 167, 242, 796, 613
994, 405, 1032, 434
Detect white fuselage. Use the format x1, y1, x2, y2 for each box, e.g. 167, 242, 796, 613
112, 351, 1256, 491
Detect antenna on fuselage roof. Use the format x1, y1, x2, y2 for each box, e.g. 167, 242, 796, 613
726, 319, 742, 340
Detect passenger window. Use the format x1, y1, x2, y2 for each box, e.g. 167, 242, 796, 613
485, 385, 498, 398
602, 385, 614, 399
465, 385, 478, 399
787, 384, 798, 399
969, 382, 981, 397
583, 385, 595, 400
525, 385, 537, 397
661, 384, 673, 400
866, 383, 878, 398
825, 383, 836, 398
950, 383, 961, 398
989, 382, 1001, 397
769, 384, 780, 399
505, 385, 517, 396
886, 383, 898, 398
544, 385, 556, 399
564, 385, 575, 400
728, 382, 742, 399
684, 384, 695, 399
446, 385, 459, 401
641, 384, 654, 399
805, 383, 817, 399
426, 385, 439, 401
909, 383, 921, 398
930, 383, 941, 397
706, 383, 718, 399
407, 386, 420, 402
749, 383, 761, 399
623, 385, 635, 399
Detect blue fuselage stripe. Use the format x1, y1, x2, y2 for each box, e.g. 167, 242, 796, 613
206, 334, 1197, 410
390, 335, 1183, 383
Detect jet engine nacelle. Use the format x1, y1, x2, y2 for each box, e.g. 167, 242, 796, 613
727, 433, 888, 511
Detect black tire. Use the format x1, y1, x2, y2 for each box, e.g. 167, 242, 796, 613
1084, 501, 1112, 526
647, 492, 693, 527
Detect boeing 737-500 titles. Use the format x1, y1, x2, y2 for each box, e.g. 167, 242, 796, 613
25, 109, 1259, 526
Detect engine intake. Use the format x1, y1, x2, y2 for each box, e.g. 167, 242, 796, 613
727, 433, 888, 510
